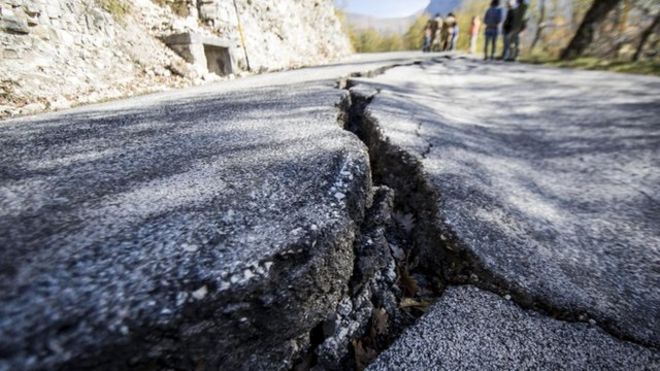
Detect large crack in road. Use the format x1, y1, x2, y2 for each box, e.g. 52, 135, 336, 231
326, 57, 659, 370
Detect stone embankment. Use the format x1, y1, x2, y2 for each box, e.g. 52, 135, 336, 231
0, 0, 351, 118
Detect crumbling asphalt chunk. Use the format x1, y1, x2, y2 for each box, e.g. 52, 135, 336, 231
305, 186, 400, 371
0, 52, 444, 371
0, 83, 372, 371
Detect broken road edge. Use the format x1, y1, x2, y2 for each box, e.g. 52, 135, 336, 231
294, 60, 660, 370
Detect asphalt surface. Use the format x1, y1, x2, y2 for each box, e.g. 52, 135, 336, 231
353, 56, 660, 365
369, 286, 659, 371
0, 52, 435, 370
2, 53, 659, 370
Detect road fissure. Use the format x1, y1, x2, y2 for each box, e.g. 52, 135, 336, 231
333, 64, 658, 362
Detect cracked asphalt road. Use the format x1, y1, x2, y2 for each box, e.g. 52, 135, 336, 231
1, 53, 658, 370
353, 57, 659, 368
0, 52, 434, 370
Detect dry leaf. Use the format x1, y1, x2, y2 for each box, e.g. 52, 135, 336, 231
399, 266, 419, 297
372, 308, 389, 336
399, 297, 431, 310
353, 339, 378, 371
393, 212, 415, 234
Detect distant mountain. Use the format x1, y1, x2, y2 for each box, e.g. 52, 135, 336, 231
345, 0, 463, 35
345, 13, 419, 35
426, 0, 463, 16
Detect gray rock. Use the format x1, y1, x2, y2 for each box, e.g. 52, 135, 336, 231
46, 95, 71, 111
369, 286, 659, 370
2, 48, 19, 58
353, 57, 660, 346
0, 11, 30, 34
198, 2, 218, 22
45, 4, 62, 19
23, 3, 41, 18
17, 102, 45, 114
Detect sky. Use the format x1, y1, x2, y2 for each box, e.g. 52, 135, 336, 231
335, 0, 430, 18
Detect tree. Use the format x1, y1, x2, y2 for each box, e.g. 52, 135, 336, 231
404, 15, 430, 51
335, 9, 355, 52
561, 0, 623, 60
530, 0, 547, 52
632, 10, 660, 61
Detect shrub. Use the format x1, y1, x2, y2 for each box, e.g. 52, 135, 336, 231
152, 0, 190, 17
98, 0, 130, 19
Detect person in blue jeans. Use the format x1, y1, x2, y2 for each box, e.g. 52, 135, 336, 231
501, 0, 515, 60
484, 0, 504, 60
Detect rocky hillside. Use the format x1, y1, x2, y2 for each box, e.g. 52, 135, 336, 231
0, 0, 351, 118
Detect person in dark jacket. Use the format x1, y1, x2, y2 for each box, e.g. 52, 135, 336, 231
429, 14, 441, 46
501, 1, 515, 60
423, 25, 433, 52
441, 13, 456, 51
431, 14, 444, 51
508, 0, 529, 60
483, 0, 504, 60
449, 17, 460, 51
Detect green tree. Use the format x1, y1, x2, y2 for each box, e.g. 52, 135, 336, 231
561, 0, 623, 60
404, 15, 430, 50
356, 28, 386, 52
457, 0, 490, 52
335, 9, 357, 52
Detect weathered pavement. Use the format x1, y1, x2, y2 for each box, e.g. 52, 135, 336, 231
0, 52, 433, 370
1, 53, 659, 370
370, 286, 658, 370
349, 57, 660, 369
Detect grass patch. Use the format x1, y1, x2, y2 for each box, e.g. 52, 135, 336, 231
521, 55, 660, 76
98, 0, 131, 20
152, 0, 189, 17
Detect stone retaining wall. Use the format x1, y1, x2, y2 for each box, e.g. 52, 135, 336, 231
0, 0, 351, 118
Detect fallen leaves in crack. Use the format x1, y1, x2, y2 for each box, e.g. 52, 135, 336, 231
372, 308, 389, 337
353, 308, 389, 371
353, 338, 378, 371
393, 212, 415, 234
398, 265, 419, 298
399, 297, 432, 310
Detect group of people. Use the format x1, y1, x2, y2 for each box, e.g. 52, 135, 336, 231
423, 13, 459, 53
484, 0, 529, 61
422, 0, 529, 62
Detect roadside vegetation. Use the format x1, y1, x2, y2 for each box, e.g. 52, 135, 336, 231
335, 10, 429, 52
98, 0, 131, 20
523, 56, 660, 75
152, 0, 190, 17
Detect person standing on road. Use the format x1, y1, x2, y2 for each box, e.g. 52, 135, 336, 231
423, 25, 433, 52
469, 16, 482, 54
429, 14, 441, 46
431, 15, 444, 52
501, 1, 515, 60
508, 0, 529, 61
441, 13, 456, 51
450, 17, 460, 51
483, 0, 504, 60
